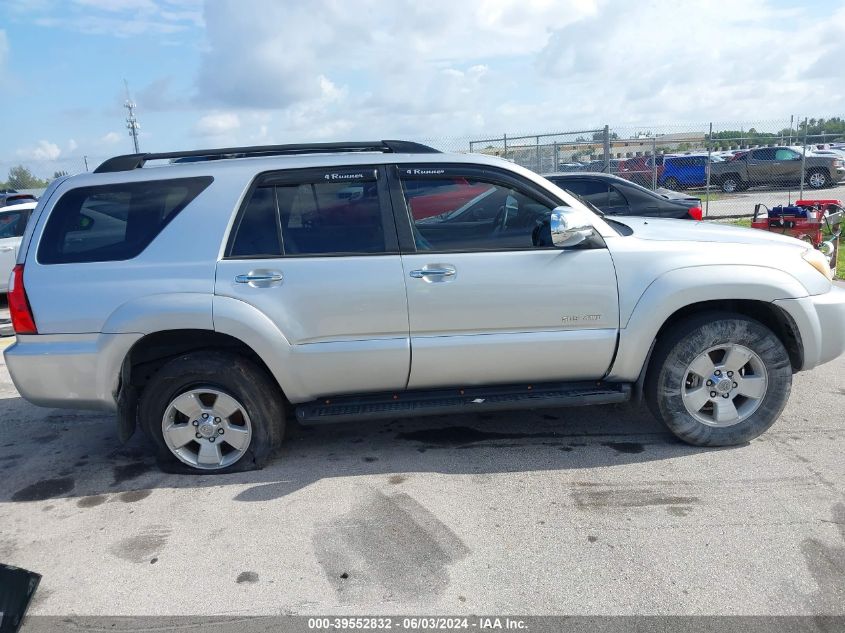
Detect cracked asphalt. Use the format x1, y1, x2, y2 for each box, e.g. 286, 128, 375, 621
0, 336, 843, 616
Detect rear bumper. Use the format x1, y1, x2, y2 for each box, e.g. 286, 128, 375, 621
3, 332, 142, 411
774, 286, 845, 371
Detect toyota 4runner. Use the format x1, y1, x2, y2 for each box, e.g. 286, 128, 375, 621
5, 140, 845, 472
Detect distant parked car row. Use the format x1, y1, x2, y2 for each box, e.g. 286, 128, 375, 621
560, 144, 845, 193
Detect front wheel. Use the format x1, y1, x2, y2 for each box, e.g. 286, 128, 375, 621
645, 313, 792, 446
807, 170, 830, 189
139, 351, 285, 473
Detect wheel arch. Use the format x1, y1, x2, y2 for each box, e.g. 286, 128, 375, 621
630, 299, 803, 402
610, 265, 809, 385
116, 328, 290, 442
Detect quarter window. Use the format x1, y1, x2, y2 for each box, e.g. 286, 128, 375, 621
38, 177, 212, 264
399, 173, 557, 251
230, 187, 282, 257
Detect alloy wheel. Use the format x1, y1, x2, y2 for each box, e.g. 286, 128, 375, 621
680, 344, 768, 428
161, 387, 253, 470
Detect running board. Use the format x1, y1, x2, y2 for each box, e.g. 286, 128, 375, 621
295, 381, 631, 425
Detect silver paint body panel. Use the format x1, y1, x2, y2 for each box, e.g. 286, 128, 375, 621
5, 151, 845, 410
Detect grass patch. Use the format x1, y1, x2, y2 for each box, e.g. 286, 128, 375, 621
722, 218, 843, 279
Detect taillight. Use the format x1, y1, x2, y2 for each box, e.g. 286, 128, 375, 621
688, 206, 703, 221
9, 264, 37, 334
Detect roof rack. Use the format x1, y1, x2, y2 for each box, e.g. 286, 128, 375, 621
93, 140, 440, 173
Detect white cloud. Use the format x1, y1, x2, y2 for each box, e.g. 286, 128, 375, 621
185, 0, 845, 144
193, 112, 241, 137
17, 140, 62, 161
67, 139, 78, 152
101, 131, 122, 144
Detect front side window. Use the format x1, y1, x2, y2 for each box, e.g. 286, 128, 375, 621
38, 177, 212, 264
775, 148, 800, 161
399, 172, 556, 251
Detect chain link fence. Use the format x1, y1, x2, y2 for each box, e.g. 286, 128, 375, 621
425, 117, 845, 218
4, 118, 845, 219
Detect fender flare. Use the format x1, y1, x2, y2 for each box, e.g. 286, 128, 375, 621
607, 264, 808, 381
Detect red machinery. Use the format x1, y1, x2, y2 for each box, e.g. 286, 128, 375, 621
752, 199, 842, 273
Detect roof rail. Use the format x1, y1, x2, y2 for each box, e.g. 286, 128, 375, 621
93, 140, 440, 173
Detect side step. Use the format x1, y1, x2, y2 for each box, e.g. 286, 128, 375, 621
295, 381, 631, 425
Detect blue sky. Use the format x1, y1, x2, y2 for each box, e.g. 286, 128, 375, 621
1, 0, 844, 177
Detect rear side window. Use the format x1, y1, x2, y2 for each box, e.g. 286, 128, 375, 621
276, 180, 386, 255
38, 177, 212, 264
0, 210, 27, 239
229, 176, 389, 258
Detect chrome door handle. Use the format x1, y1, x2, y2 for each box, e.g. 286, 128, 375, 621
235, 272, 283, 284
410, 267, 456, 279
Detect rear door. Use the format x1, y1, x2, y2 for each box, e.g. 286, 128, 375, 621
215, 166, 410, 399
391, 164, 619, 390
747, 148, 777, 186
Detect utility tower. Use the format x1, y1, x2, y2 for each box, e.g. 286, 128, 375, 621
124, 80, 140, 153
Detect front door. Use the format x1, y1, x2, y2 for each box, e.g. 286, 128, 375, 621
215, 166, 410, 401
390, 164, 620, 390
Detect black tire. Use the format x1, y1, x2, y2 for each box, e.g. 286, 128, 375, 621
720, 175, 742, 193
139, 351, 285, 474
806, 169, 830, 189
645, 312, 792, 447
664, 176, 681, 190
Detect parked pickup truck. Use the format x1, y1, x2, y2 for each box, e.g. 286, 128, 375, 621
5, 140, 845, 473
711, 146, 845, 193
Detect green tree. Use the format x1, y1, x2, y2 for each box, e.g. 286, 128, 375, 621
52, 170, 69, 180
7, 165, 49, 189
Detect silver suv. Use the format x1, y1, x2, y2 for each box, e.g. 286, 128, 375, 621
5, 140, 845, 473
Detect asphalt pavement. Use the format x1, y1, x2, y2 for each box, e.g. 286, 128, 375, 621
0, 335, 842, 616
703, 182, 845, 218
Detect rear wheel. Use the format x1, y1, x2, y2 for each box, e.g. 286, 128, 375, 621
139, 351, 285, 473
664, 176, 681, 190
720, 176, 741, 193
646, 313, 792, 446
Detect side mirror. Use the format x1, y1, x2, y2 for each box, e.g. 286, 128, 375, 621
550, 206, 598, 248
